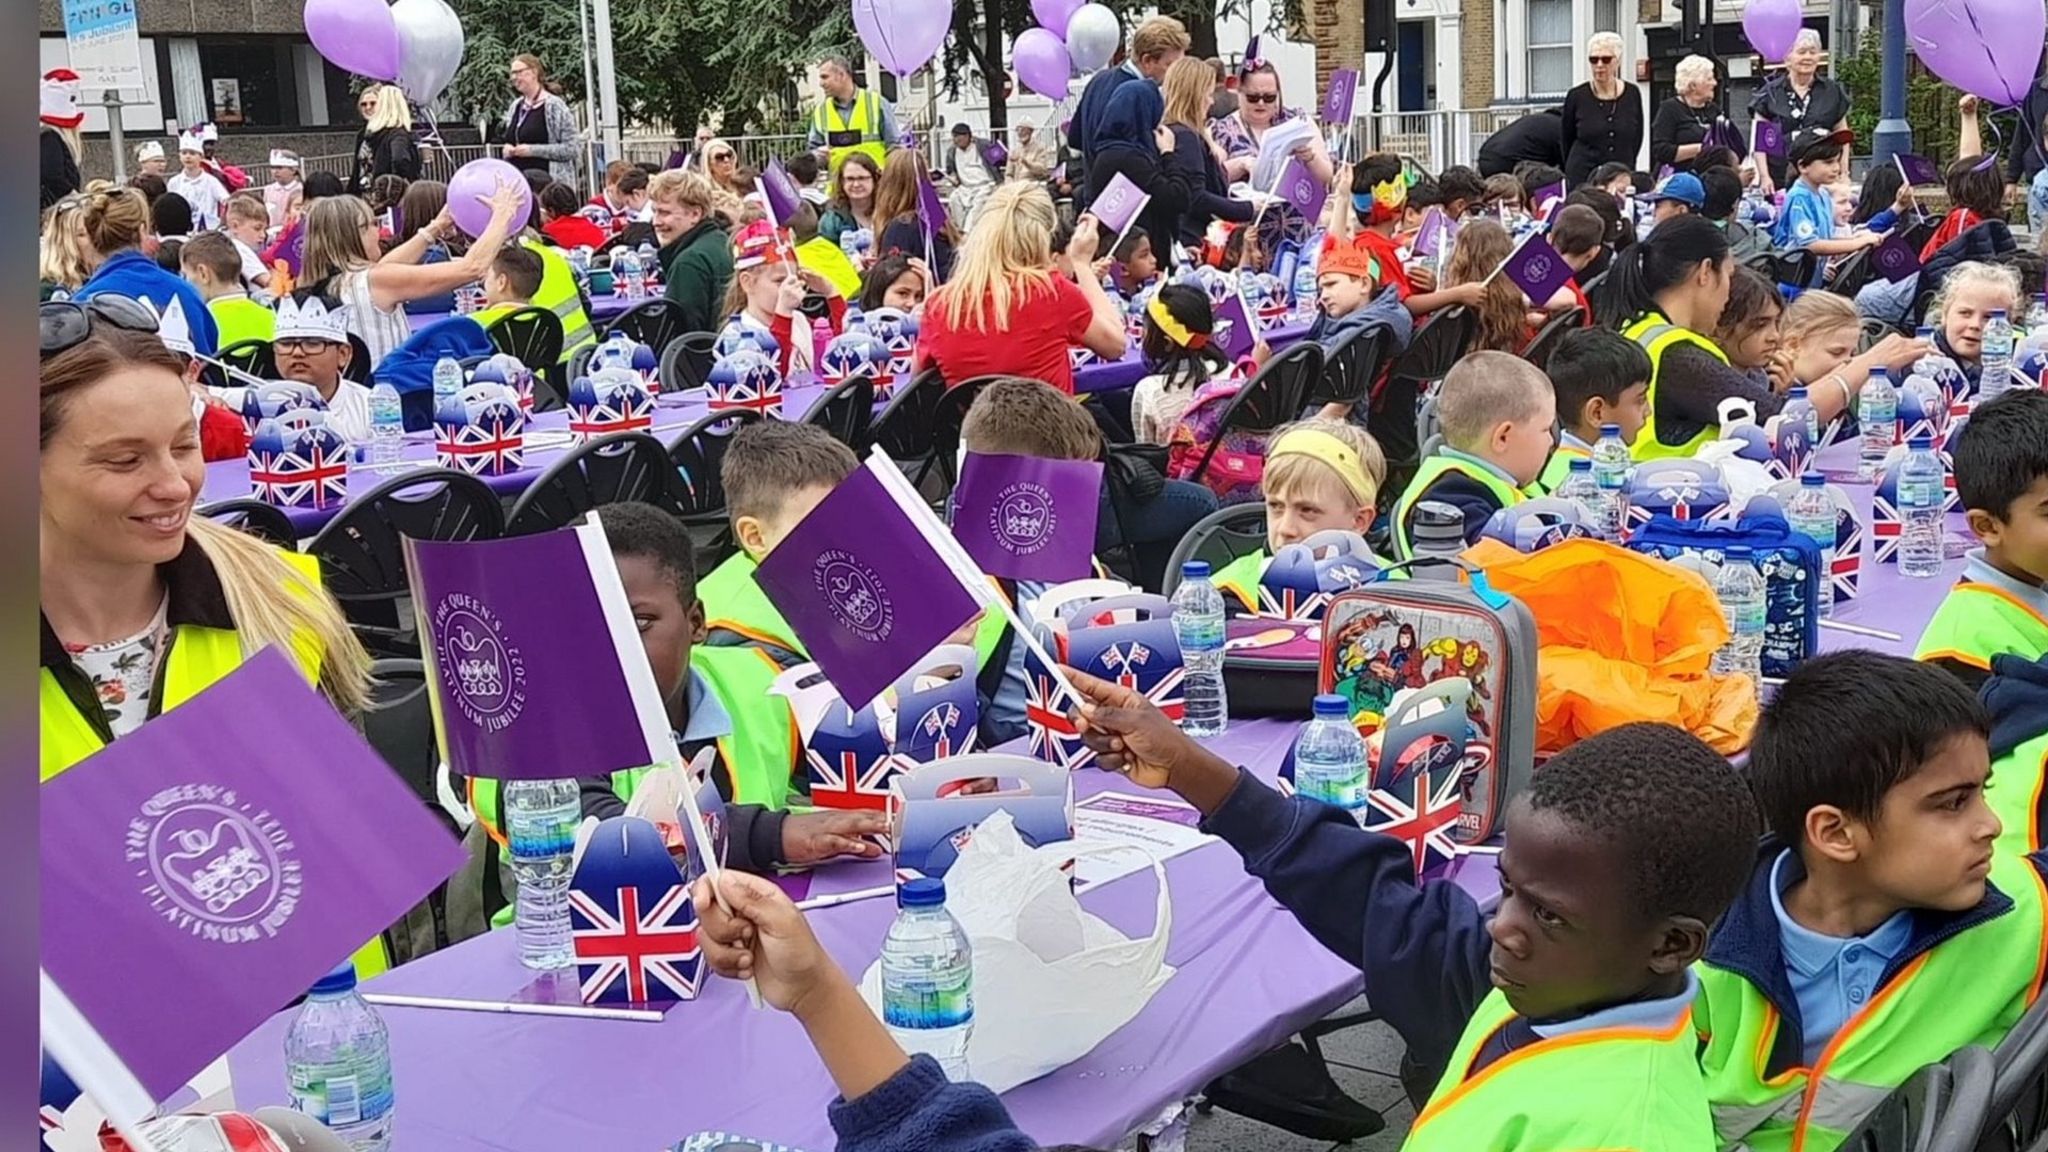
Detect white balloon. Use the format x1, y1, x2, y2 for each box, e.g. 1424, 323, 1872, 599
1064, 3, 1119, 73
391, 0, 465, 107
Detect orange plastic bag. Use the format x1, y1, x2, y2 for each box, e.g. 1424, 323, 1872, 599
1464, 538, 1759, 754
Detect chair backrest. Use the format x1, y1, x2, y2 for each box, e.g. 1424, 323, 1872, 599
1932, 1045, 1996, 1152
199, 498, 300, 549
1188, 342, 1322, 487
667, 408, 763, 567
1377, 307, 1478, 480
599, 298, 684, 357
873, 366, 947, 461
1162, 502, 1268, 595
804, 372, 877, 454
929, 378, 990, 493
219, 338, 277, 380
1311, 324, 1393, 409
1392, 306, 1478, 388
1521, 307, 1585, 371
486, 306, 565, 371
1830, 248, 1877, 299
1987, 998, 2048, 1152
1835, 1059, 1951, 1152
305, 468, 505, 655
504, 431, 685, 536
660, 331, 718, 394
1774, 248, 1823, 292
567, 342, 596, 389
345, 331, 374, 383
363, 659, 439, 808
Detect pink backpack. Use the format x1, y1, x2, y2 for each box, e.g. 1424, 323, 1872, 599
1166, 362, 1266, 505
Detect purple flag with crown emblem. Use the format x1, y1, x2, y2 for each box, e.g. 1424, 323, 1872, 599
755, 464, 983, 707
1530, 179, 1565, 221
1411, 207, 1449, 258
916, 167, 948, 238
1321, 68, 1358, 126
1494, 232, 1573, 306
1752, 119, 1785, 159
760, 158, 803, 228
952, 452, 1104, 581
1895, 152, 1941, 186
1090, 171, 1151, 251
1278, 157, 1328, 226
40, 650, 464, 1126
1872, 231, 1922, 282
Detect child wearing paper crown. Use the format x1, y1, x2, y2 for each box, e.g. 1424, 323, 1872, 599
1390, 350, 1550, 557
1212, 419, 1388, 613
1917, 391, 2048, 692
1131, 283, 1229, 445
721, 218, 849, 378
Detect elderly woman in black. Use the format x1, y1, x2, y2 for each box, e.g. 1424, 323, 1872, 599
1558, 32, 1645, 188
1649, 55, 1723, 176
1747, 30, 1851, 188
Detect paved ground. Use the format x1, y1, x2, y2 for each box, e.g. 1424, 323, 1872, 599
1181, 996, 1417, 1152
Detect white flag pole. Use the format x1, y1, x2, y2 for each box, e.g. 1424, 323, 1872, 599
41, 972, 170, 1152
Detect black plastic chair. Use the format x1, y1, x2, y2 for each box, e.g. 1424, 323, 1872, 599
200, 498, 299, 549
804, 373, 877, 454
1162, 503, 1268, 595
1988, 999, 2048, 1152
344, 331, 374, 384
666, 408, 763, 567
598, 298, 686, 358
930, 377, 996, 494
1378, 306, 1478, 491
1310, 324, 1394, 409
363, 658, 440, 810
219, 338, 277, 381
1835, 1058, 1952, 1152
660, 331, 719, 394
1186, 342, 1324, 490
1770, 248, 1823, 293
305, 469, 505, 656
504, 431, 686, 536
485, 306, 565, 373
1520, 307, 1584, 371
567, 342, 596, 388
871, 367, 951, 498
1830, 247, 1878, 299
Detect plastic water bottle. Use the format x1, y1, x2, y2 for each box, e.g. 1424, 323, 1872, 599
430, 356, 462, 416
1556, 458, 1609, 541
1783, 385, 1819, 444
1292, 252, 1320, 314
285, 964, 393, 1152
1294, 694, 1369, 818
1858, 366, 1897, 481
368, 383, 404, 467
880, 877, 973, 1081
1710, 546, 1766, 689
1408, 501, 1469, 576
2025, 293, 2048, 335
1899, 433, 1947, 579
505, 778, 579, 970
840, 227, 863, 262
615, 246, 643, 300
1787, 472, 1836, 619
1979, 309, 2014, 405
1170, 560, 1228, 738
637, 242, 659, 294
596, 331, 633, 373
566, 245, 590, 278
1591, 423, 1632, 540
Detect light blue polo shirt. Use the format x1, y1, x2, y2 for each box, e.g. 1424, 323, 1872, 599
1963, 548, 2048, 615
1773, 181, 1837, 251
1769, 849, 1912, 1063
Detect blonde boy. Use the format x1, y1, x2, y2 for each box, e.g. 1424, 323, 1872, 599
1215, 419, 1388, 612
1391, 350, 1553, 557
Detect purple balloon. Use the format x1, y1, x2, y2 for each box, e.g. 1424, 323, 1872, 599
1014, 28, 1074, 100
1741, 0, 1803, 62
1030, 0, 1085, 38
1905, 0, 2046, 106
447, 157, 531, 240
851, 0, 951, 77
304, 0, 403, 81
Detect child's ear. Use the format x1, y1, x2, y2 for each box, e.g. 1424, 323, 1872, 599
687, 599, 707, 645
1803, 804, 1863, 866
1352, 503, 1376, 534
1583, 397, 1607, 427
1965, 508, 2004, 549
1491, 420, 1516, 453
1649, 915, 1710, 974
734, 513, 770, 560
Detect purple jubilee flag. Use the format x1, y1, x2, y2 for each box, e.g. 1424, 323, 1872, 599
1278, 158, 1328, 226
1872, 231, 1922, 282
1411, 207, 1449, 258
1895, 152, 1941, 186
1321, 67, 1358, 127
916, 167, 949, 238
40, 649, 464, 1126
1213, 291, 1256, 360
952, 452, 1104, 581
1496, 232, 1574, 307
755, 460, 983, 707
1531, 180, 1565, 219
405, 524, 675, 782
760, 158, 803, 227
1752, 119, 1786, 159
1090, 171, 1151, 250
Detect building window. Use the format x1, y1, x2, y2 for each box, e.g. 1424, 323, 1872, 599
1527, 0, 1574, 98
1596, 0, 1620, 32
196, 38, 291, 127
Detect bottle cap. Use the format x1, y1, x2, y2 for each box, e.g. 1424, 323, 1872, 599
1917, 326, 1934, 338
1600, 423, 1620, 436
1990, 309, 2007, 319
309, 962, 357, 996
1411, 501, 1467, 556
1725, 545, 1753, 560
1909, 432, 1933, 450
1312, 693, 1350, 718
1569, 457, 1591, 472
1801, 471, 1824, 486
1788, 386, 1808, 399
900, 877, 947, 908
1180, 559, 1212, 580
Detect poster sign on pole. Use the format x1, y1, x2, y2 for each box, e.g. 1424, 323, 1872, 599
60, 0, 145, 91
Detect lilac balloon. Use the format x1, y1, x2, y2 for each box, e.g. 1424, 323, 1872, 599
447, 157, 530, 239
852, 0, 951, 77
304, 0, 403, 81
1014, 28, 1074, 100
1905, 0, 2046, 106
1741, 0, 1803, 62
1030, 0, 1085, 38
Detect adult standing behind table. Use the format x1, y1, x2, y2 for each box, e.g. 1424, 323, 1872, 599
350, 84, 421, 196
807, 55, 896, 196
1085, 79, 1199, 264
650, 168, 733, 335
1558, 33, 1645, 188
1746, 30, 1850, 188
1161, 57, 1254, 252
1074, 15, 1191, 201
1475, 107, 1564, 177
73, 189, 220, 357
1210, 54, 1334, 255
1649, 55, 1725, 176
502, 54, 581, 187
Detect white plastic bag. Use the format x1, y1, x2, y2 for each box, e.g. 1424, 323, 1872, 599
859, 811, 1175, 1094
1693, 438, 1779, 513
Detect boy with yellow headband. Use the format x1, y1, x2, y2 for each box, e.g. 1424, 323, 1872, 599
1215, 419, 1391, 612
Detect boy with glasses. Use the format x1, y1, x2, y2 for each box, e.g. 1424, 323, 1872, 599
274, 293, 369, 441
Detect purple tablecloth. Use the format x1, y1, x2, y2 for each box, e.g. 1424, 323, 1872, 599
1808, 440, 1971, 658
223, 718, 1500, 1151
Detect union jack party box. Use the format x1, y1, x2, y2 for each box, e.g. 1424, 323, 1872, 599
770, 646, 981, 813
1024, 588, 1185, 771
1125, 285, 1157, 347
1179, 263, 1234, 307
566, 367, 655, 443
469, 353, 537, 411
238, 380, 324, 437
714, 316, 780, 362
706, 349, 784, 418
434, 383, 527, 477
1480, 497, 1600, 553
567, 816, 703, 1005
629, 341, 661, 393
1279, 680, 1474, 875
1714, 397, 1810, 481
1067, 344, 1100, 371
865, 307, 919, 391
1896, 374, 1946, 448
1256, 529, 1384, 620
1765, 476, 1863, 600
247, 412, 349, 510
1249, 273, 1291, 329
1626, 459, 1732, 530
889, 753, 1074, 885
817, 329, 889, 390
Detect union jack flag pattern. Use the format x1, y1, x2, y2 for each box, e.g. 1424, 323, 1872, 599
239, 380, 324, 437
1830, 505, 1863, 601
249, 419, 349, 510
1872, 462, 1902, 564
568, 816, 703, 1005
866, 307, 919, 395
1363, 768, 1463, 877
1627, 464, 1731, 531
1025, 606, 1185, 770
1256, 539, 1379, 621
566, 371, 655, 443
1938, 412, 1965, 515
435, 400, 527, 476
1024, 671, 1090, 769
805, 702, 899, 811
707, 349, 785, 418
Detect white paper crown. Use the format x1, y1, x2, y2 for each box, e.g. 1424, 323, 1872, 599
274, 296, 349, 344
155, 296, 195, 358
177, 129, 207, 154
135, 141, 164, 162
196, 122, 218, 142
269, 149, 300, 168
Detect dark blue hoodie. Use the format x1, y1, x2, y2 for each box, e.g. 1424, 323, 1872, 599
1983, 651, 2048, 849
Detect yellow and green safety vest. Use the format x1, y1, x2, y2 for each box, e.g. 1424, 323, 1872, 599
208, 294, 276, 349
1404, 990, 1719, 1152
1625, 311, 1728, 461
1990, 720, 2047, 860
474, 239, 596, 365
812, 90, 888, 194
1526, 441, 1589, 497
1214, 550, 1269, 615
1694, 860, 2048, 1152
1915, 583, 2048, 680
1392, 455, 1524, 560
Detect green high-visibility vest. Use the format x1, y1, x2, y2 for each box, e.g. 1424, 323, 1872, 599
1213, 550, 1268, 615
1915, 582, 2048, 681
1525, 442, 1588, 497
1625, 311, 1728, 461
1991, 720, 2047, 860
1392, 454, 1523, 560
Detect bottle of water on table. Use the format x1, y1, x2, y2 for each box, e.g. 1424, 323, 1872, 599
1898, 433, 1947, 579
430, 356, 462, 416
1979, 309, 2014, 405
1786, 471, 1836, 619
1711, 546, 1766, 690
1170, 560, 1228, 738
285, 963, 393, 1152
1783, 385, 1818, 444
1295, 694, 1369, 819
505, 777, 579, 970
1555, 458, 1607, 539
1858, 366, 1896, 481
1591, 422, 1632, 539
881, 877, 973, 1081
367, 383, 404, 468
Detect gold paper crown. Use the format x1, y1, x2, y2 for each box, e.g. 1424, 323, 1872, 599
1371, 175, 1408, 212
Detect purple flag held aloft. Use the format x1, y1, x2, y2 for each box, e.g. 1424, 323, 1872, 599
755, 464, 983, 707
1531, 180, 1565, 219
1495, 232, 1574, 307
1321, 68, 1358, 127
1895, 152, 1942, 186
1411, 207, 1449, 258
1752, 119, 1786, 159
1872, 231, 1922, 282
916, 167, 949, 238
952, 452, 1104, 581
1090, 171, 1151, 251
760, 158, 803, 228
1213, 292, 1256, 361
1278, 158, 1328, 227
40, 649, 464, 1126
406, 524, 673, 782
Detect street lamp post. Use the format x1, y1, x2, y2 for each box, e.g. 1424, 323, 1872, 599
1872, 0, 1913, 164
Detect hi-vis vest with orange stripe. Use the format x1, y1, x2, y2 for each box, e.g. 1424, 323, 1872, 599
1915, 581, 2048, 677
1402, 989, 1718, 1152
1694, 857, 2048, 1152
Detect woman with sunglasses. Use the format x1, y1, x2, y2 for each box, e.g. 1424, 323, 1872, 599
1209, 59, 1334, 256
40, 193, 95, 300
71, 188, 220, 357
502, 54, 579, 186
702, 138, 752, 200
350, 85, 421, 197
1557, 33, 1644, 189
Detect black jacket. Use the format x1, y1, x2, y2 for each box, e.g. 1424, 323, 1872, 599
351, 126, 421, 195
1084, 145, 1199, 259
1475, 109, 1564, 177
1649, 97, 1719, 174
41, 127, 80, 211
1165, 123, 1254, 250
